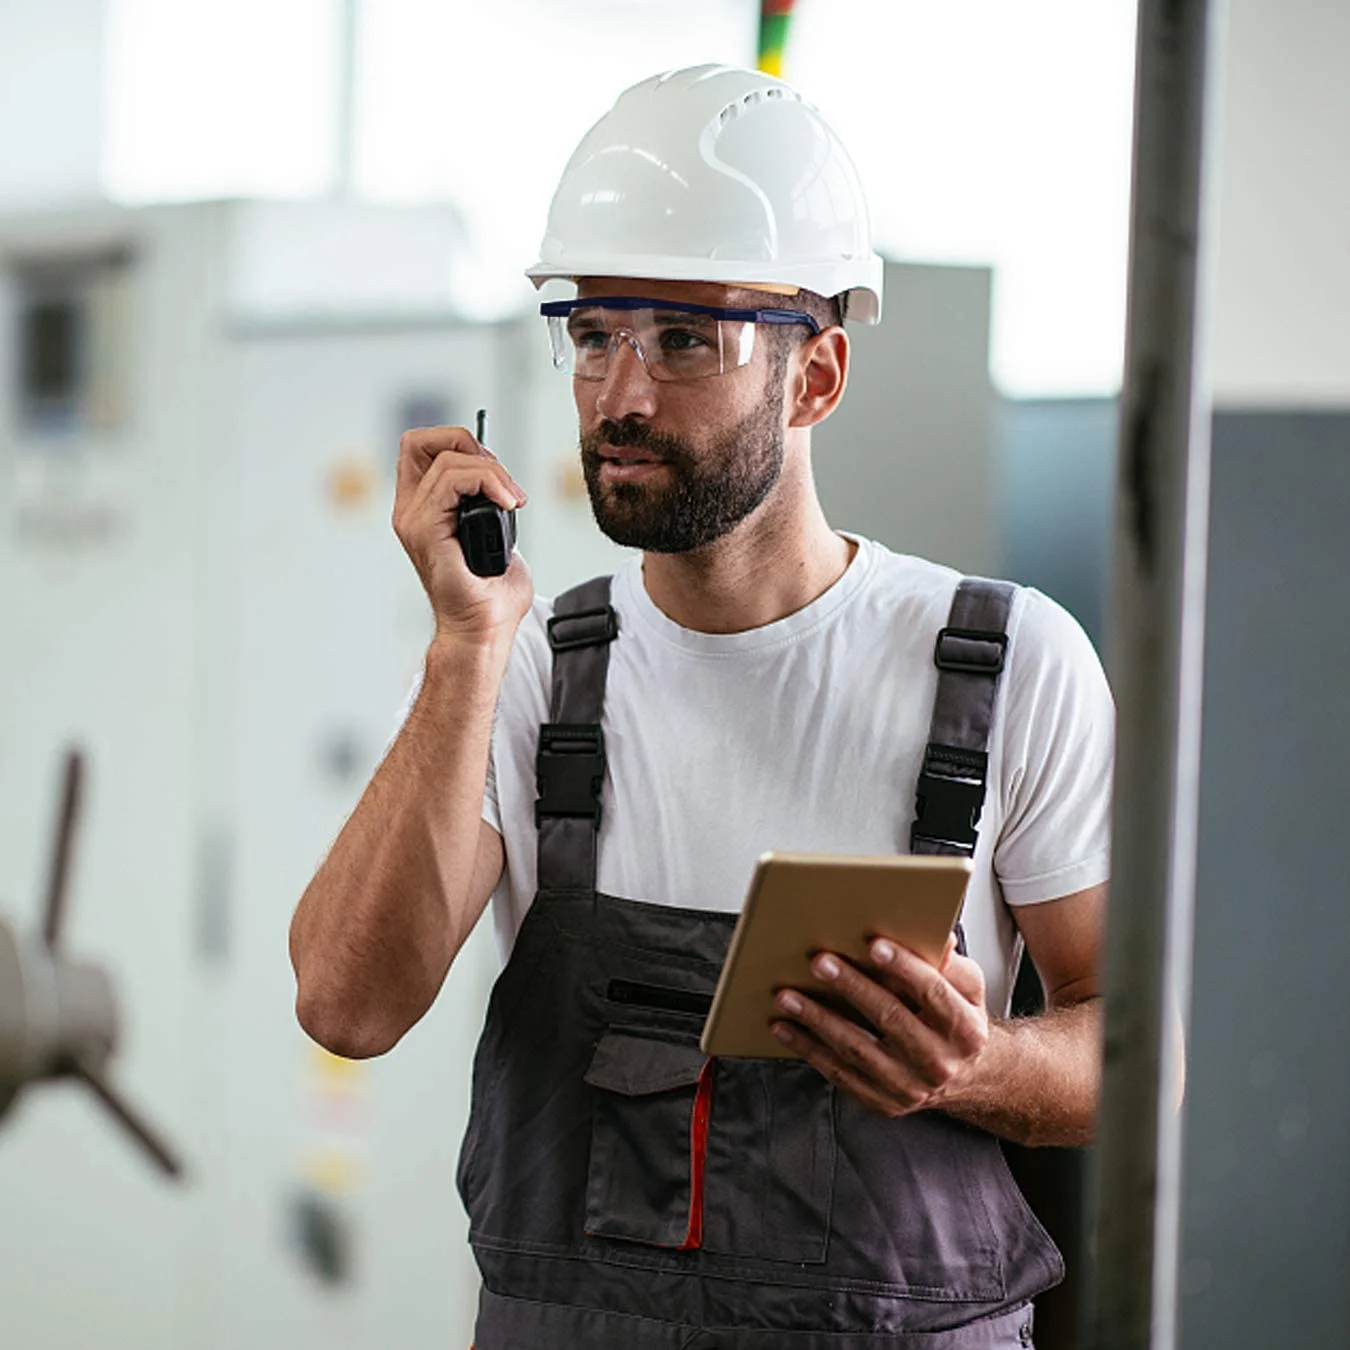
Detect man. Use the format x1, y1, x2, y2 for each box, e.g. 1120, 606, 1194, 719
290, 65, 1112, 1349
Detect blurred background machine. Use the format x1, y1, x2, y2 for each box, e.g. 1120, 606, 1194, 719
0, 197, 547, 1350
1, 750, 182, 1176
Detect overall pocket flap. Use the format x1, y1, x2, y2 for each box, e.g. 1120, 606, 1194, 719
584, 1030, 707, 1096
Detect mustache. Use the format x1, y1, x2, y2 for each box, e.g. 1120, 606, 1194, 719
584, 419, 691, 463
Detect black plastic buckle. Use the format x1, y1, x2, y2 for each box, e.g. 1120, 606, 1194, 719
535, 723, 605, 826
547, 606, 619, 653
934, 626, 1007, 676
911, 749, 988, 854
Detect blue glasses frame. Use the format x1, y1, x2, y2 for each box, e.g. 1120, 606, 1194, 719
539, 296, 821, 334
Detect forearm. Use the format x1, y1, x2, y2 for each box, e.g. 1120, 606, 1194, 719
939, 997, 1102, 1148
289, 633, 509, 1058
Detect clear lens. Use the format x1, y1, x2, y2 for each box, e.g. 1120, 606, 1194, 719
545, 307, 758, 382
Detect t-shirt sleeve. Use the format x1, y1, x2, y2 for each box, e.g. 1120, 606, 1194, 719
387, 668, 423, 754
993, 588, 1114, 905
482, 719, 503, 834
482, 600, 555, 841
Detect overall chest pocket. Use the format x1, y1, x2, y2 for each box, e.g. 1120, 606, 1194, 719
583, 1029, 709, 1248
583, 1028, 835, 1264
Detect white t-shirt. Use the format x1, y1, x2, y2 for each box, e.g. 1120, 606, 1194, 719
478, 536, 1114, 1016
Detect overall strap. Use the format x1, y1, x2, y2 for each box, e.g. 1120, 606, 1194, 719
911, 577, 1018, 858
535, 576, 619, 892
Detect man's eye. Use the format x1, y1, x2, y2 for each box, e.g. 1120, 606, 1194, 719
572, 328, 610, 351
659, 327, 712, 353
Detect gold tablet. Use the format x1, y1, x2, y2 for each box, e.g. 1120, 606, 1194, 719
699, 852, 972, 1059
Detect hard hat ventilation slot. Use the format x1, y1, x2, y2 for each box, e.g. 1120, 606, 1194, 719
717, 87, 801, 127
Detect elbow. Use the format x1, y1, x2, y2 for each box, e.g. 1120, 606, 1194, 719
294, 983, 405, 1061
289, 917, 406, 1059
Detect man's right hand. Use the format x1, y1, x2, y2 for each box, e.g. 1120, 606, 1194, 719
393, 425, 534, 642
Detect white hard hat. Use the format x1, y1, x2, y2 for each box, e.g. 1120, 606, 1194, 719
526, 65, 884, 324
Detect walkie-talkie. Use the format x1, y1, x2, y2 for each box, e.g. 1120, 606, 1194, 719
456, 408, 517, 577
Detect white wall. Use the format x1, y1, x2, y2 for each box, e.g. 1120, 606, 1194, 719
815, 262, 997, 578
1210, 0, 1350, 405
0, 0, 106, 207
0, 200, 514, 1350
791, 0, 1138, 399
0, 202, 226, 1350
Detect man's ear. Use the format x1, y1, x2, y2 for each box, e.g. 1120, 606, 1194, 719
786, 327, 849, 429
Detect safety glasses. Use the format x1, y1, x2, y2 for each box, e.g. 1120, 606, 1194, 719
540, 296, 820, 382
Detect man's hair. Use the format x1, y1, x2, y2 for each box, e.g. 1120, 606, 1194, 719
762, 287, 843, 392
767, 287, 843, 359
791, 288, 844, 331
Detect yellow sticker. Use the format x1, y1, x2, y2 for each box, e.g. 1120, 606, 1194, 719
327, 454, 379, 510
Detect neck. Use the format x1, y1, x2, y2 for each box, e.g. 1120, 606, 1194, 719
638, 452, 856, 634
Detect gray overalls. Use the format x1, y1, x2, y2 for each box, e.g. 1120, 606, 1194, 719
457, 577, 1062, 1348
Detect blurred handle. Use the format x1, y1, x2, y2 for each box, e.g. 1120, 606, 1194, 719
72, 1055, 186, 1182
43, 750, 84, 951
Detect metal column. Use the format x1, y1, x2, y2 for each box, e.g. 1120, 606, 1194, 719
1087, 3, 1225, 1349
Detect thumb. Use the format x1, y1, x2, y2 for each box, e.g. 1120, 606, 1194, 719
944, 950, 987, 1007
938, 931, 958, 971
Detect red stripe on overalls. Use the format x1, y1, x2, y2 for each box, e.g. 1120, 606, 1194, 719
679, 1059, 716, 1250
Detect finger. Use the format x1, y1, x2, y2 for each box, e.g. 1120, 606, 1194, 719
865, 941, 986, 1046
771, 1020, 917, 1118
938, 932, 958, 971
774, 985, 939, 1099
810, 950, 985, 1071
407, 469, 526, 573
941, 951, 987, 1007
396, 425, 470, 502
403, 454, 472, 544
397, 427, 526, 506
396, 458, 503, 569
395, 452, 466, 551
454, 461, 528, 514
408, 454, 523, 525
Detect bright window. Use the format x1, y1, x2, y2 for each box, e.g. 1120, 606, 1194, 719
104, 0, 337, 201
790, 0, 1138, 396
350, 0, 758, 315
102, 0, 1136, 395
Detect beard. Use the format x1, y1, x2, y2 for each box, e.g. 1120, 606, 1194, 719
579, 395, 786, 554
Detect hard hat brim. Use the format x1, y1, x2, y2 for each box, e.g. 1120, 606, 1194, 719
525, 253, 884, 325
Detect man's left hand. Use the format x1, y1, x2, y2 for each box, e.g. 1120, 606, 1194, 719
771, 936, 989, 1118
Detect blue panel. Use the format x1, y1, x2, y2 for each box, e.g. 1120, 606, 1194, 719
995, 398, 1117, 648
1179, 410, 1350, 1349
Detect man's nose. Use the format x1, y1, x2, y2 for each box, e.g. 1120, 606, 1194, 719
594, 334, 658, 423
